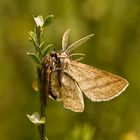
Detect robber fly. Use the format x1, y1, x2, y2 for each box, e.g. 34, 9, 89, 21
39, 29, 129, 112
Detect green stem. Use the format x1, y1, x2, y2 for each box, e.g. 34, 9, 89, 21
36, 26, 47, 140
36, 26, 43, 58
37, 68, 46, 140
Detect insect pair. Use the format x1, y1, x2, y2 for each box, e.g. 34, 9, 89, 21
36, 29, 129, 112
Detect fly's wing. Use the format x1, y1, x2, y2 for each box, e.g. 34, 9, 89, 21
60, 73, 84, 112
63, 60, 129, 101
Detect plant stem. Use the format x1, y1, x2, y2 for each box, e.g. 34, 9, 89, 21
37, 68, 47, 140
36, 26, 47, 140
36, 26, 42, 58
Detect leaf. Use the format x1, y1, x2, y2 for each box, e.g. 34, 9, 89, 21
66, 34, 94, 52
62, 28, 70, 51
32, 79, 38, 92
29, 31, 36, 39
29, 31, 38, 49
29, 36, 36, 47
29, 31, 36, 43
39, 41, 45, 50
27, 112, 45, 125
43, 15, 54, 28
34, 15, 44, 27
27, 52, 41, 64
42, 44, 53, 56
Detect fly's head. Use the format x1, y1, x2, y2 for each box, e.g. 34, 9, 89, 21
42, 55, 55, 71
50, 51, 59, 64
42, 51, 62, 72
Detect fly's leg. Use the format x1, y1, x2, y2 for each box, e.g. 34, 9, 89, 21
56, 67, 62, 87
49, 86, 59, 100
48, 66, 59, 100
54, 53, 62, 87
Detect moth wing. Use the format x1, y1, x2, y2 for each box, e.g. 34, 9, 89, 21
64, 60, 129, 101
60, 73, 84, 112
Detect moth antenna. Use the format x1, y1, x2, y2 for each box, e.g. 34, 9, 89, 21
70, 53, 85, 57
62, 28, 70, 51
66, 34, 94, 53
74, 57, 84, 62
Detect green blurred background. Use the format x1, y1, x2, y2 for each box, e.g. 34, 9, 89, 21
0, 0, 140, 140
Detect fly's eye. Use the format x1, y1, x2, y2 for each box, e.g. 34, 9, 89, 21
50, 52, 56, 57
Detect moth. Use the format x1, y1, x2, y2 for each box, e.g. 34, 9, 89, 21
36, 29, 129, 112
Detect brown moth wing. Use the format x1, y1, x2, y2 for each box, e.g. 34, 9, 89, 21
51, 71, 84, 112
60, 73, 84, 112
63, 60, 129, 101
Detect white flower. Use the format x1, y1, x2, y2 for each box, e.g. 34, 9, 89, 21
27, 112, 45, 125
34, 15, 44, 27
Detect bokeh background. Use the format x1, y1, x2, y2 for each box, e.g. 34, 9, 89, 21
0, 0, 140, 140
